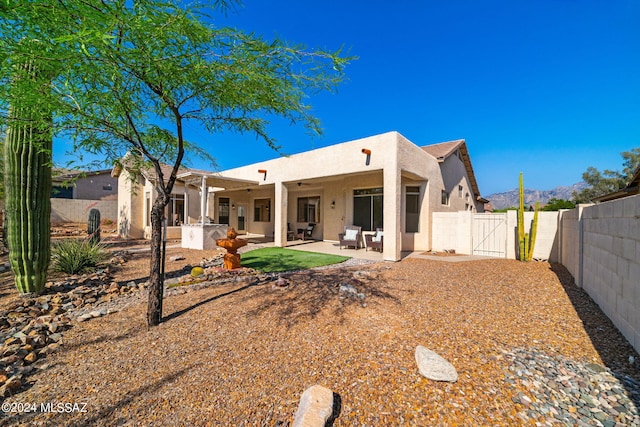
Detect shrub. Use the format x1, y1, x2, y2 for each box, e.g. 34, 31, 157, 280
51, 239, 110, 274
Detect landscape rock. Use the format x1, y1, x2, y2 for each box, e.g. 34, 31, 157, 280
90, 308, 107, 318
292, 385, 335, 427
0, 375, 22, 396
415, 345, 458, 382
24, 351, 37, 364
272, 276, 289, 289
77, 313, 93, 322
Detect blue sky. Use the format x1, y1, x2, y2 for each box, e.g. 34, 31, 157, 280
54, 0, 640, 195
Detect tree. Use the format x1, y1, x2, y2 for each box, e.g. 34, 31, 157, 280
1, 1, 351, 325
542, 198, 575, 211
573, 148, 640, 203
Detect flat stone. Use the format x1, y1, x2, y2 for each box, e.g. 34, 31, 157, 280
415, 345, 458, 382
90, 309, 107, 318
77, 313, 92, 322
292, 385, 334, 427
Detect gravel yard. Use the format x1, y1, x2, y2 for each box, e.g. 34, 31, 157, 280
1, 254, 639, 426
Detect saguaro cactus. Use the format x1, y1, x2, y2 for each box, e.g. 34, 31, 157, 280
517, 173, 539, 261
3, 48, 53, 294
88, 209, 101, 244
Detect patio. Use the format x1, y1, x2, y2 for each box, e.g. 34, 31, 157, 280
237, 235, 387, 262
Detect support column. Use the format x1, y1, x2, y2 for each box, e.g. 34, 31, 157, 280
274, 182, 288, 247
200, 175, 207, 223
184, 185, 189, 224
383, 166, 401, 261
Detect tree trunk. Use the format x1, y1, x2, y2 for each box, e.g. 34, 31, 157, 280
147, 194, 167, 326
3, 53, 53, 295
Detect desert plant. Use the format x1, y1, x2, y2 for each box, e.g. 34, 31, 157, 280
527, 202, 540, 261
51, 239, 109, 274
3, 46, 53, 294
517, 173, 539, 261
87, 208, 101, 244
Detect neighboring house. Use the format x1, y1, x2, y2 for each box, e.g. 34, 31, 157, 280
51, 169, 118, 201
591, 165, 640, 203
115, 131, 487, 260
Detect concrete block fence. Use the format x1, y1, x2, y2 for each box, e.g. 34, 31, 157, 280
50, 199, 117, 225
559, 195, 640, 353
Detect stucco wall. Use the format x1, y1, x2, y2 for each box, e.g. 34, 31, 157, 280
438, 154, 481, 213
431, 212, 462, 252
53, 172, 118, 200
117, 172, 145, 239
432, 210, 559, 261
50, 199, 117, 224
74, 173, 118, 200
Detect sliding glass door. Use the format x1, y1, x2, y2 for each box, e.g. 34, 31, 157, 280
353, 188, 383, 231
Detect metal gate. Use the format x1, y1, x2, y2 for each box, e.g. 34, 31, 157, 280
472, 213, 507, 257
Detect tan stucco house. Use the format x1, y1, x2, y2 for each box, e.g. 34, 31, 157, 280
116, 131, 487, 261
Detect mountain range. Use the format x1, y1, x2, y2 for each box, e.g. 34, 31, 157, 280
485, 182, 589, 210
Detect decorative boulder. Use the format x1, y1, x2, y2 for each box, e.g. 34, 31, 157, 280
293, 384, 334, 427
415, 345, 458, 382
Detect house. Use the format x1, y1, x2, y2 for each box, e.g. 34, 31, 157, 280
115, 131, 487, 261
51, 169, 118, 201
591, 165, 640, 203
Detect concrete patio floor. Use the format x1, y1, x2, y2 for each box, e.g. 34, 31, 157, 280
284, 239, 387, 261
238, 234, 502, 263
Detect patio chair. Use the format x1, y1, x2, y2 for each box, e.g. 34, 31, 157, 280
297, 223, 315, 240
365, 229, 384, 252
287, 223, 295, 240
339, 225, 362, 249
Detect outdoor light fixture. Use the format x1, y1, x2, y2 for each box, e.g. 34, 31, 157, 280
258, 169, 267, 181
331, 201, 336, 209
231, 204, 236, 210
362, 148, 371, 166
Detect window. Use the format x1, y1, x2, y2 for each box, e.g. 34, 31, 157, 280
405, 186, 420, 233
218, 198, 230, 225
354, 188, 383, 231
297, 197, 320, 223
51, 186, 73, 199
441, 190, 450, 205
458, 185, 463, 198
254, 198, 271, 222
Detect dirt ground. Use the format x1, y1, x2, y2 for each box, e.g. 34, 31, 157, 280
1, 224, 639, 426
0, 223, 218, 312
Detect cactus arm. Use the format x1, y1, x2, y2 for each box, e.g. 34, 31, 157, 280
527, 202, 540, 261
518, 172, 526, 261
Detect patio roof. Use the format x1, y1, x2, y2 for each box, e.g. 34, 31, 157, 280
176, 170, 259, 191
